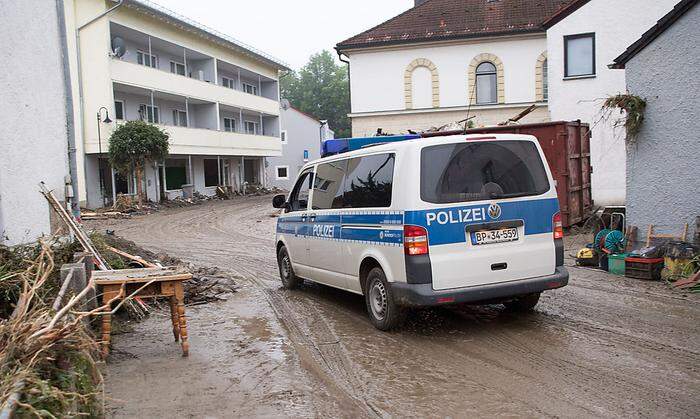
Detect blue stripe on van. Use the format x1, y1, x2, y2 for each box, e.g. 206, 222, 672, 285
404, 198, 559, 246
341, 227, 403, 244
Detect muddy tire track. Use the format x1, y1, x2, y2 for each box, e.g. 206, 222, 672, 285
93, 197, 700, 418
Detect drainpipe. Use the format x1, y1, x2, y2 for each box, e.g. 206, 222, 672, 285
75, 0, 124, 210
335, 48, 351, 136
55, 0, 80, 217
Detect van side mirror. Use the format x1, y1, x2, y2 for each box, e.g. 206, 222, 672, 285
272, 194, 287, 209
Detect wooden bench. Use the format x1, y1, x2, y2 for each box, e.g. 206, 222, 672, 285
92, 267, 193, 357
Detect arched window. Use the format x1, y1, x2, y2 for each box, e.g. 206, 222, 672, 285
475, 62, 497, 104
535, 51, 548, 102
542, 58, 548, 100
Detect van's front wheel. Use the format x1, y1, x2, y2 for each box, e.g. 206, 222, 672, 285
277, 246, 300, 290
365, 267, 405, 331
503, 292, 541, 312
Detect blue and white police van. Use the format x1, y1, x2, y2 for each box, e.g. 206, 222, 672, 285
272, 134, 568, 330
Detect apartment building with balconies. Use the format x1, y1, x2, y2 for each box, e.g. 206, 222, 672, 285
63, 0, 289, 208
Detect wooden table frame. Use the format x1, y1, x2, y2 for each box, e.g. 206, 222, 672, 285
92, 267, 192, 357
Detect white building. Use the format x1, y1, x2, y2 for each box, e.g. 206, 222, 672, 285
62, 0, 289, 208
266, 100, 334, 190
544, 0, 675, 206
335, 0, 568, 137
0, 0, 74, 245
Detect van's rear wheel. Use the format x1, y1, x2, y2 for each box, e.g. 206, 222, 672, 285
277, 246, 300, 290
365, 267, 405, 331
504, 292, 541, 312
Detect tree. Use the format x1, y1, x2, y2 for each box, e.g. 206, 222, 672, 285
108, 120, 169, 204
281, 50, 351, 138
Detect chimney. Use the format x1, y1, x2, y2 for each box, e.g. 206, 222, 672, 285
415, 0, 428, 6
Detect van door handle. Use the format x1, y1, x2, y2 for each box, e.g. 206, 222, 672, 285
491, 262, 507, 271
308, 213, 316, 222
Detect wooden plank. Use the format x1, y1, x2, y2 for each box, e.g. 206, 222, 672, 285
94, 274, 191, 285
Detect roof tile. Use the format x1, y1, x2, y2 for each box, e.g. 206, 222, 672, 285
337, 0, 576, 50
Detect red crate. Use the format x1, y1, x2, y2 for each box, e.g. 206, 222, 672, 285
624, 257, 664, 280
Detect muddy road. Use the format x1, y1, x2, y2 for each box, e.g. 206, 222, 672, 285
95, 196, 700, 418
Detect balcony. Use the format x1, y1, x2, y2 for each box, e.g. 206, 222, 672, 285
109, 22, 279, 116
86, 123, 281, 157
110, 59, 279, 116
85, 84, 281, 157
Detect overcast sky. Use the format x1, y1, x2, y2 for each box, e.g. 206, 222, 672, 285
153, 0, 414, 69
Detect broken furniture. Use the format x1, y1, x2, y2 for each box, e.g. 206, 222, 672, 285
92, 267, 193, 357
645, 223, 689, 247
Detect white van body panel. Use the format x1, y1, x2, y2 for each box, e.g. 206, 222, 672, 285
276, 134, 563, 300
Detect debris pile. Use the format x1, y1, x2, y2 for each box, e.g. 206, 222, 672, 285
0, 241, 102, 417
94, 234, 239, 304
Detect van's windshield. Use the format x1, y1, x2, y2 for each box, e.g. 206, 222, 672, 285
420, 140, 550, 204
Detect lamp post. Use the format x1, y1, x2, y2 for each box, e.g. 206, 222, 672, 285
96, 107, 112, 207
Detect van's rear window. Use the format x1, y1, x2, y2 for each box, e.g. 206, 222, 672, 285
420, 141, 550, 204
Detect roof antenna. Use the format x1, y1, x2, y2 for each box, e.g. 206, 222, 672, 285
463, 82, 476, 134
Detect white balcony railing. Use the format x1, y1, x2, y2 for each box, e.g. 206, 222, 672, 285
110, 59, 280, 116
85, 123, 282, 157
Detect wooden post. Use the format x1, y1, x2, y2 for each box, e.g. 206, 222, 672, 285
175, 284, 189, 356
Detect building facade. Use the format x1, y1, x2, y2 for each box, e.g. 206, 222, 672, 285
63, 0, 288, 208
0, 0, 73, 245
335, 0, 573, 137
265, 100, 334, 190
611, 0, 699, 246
544, 0, 676, 206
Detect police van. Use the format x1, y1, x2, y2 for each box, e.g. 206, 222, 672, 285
272, 134, 568, 330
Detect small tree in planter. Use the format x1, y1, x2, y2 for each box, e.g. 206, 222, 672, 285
108, 120, 169, 204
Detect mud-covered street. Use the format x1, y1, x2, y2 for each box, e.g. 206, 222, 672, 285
92, 196, 700, 418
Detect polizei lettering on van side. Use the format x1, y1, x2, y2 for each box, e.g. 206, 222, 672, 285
425, 207, 488, 226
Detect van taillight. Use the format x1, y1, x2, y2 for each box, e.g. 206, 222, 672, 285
404, 225, 429, 256
553, 212, 564, 239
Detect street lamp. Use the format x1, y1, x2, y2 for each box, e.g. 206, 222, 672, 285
96, 107, 112, 207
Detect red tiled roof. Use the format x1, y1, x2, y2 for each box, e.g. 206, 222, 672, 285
336, 0, 577, 50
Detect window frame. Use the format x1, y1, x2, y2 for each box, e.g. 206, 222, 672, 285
169, 60, 185, 76
564, 32, 596, 78
280, 130, 288, 144
114, 100, 125, 120
342, 152, 395, 209
172, 109, 187, 127
222, 76, 235, 89
287, 168, 314, 212
244, 120, 259, 135
475, 61, 498, 105
542, 58, 549, 100
203, 159, 220, 187
138, 104, 160, 124
276, 165, 289, 180
242, 82, 258, 95
223, 117, 236, 132
136, 50, 158, 68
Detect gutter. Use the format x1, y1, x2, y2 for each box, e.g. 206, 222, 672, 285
334, 48, 352, 131
55, 0, 80, 217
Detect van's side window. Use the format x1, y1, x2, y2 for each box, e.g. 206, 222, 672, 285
343, 153, 395, 208
288, 169, 313, 212
313, 160, 347, 209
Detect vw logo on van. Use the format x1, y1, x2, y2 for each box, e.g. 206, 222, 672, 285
488, 203, 502, 219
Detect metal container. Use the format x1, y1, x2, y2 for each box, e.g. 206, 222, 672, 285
422, 121, 593, 227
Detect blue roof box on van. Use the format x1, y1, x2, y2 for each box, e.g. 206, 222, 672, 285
321, 134, 420, 157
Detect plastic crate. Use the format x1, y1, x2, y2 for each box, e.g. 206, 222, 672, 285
608, 253, 628, 275
625, 257, 664, 280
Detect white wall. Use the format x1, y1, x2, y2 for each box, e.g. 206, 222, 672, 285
348, 35, 547, 113
546, 0, 675, 206
0, 0, 71, 245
